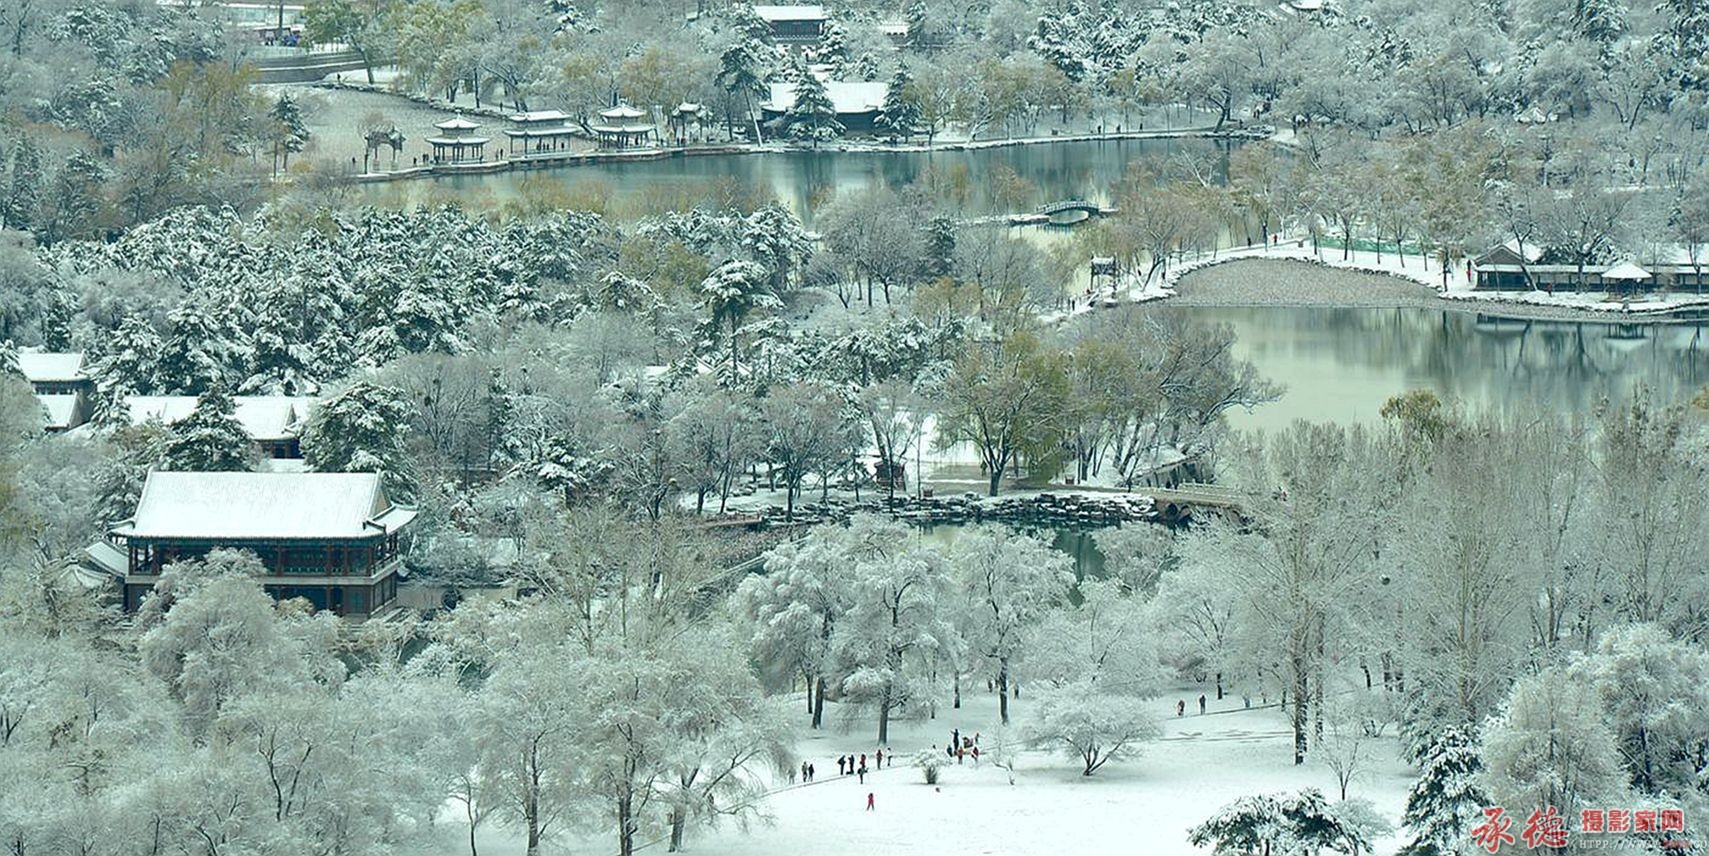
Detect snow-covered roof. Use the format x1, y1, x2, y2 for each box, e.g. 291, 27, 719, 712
435, 117, 481, 130
1501, 238, 1544, 263
17, 350, 87, 383
125, 395, 317, 441
113, 472, 415, 541
37, 394, 80, 430
754, 4, 826, 22
509, 110, 571, 124
82, 539, 127, 578
1602, 261, 1652, 280
600, 105, 647, 120
674, 102, 705, 114
763, 80, 889, 114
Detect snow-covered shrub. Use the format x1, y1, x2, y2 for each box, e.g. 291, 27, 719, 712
912, 749, 945, 784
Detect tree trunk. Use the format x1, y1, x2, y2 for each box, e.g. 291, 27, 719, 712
668, 808, 686, 852
998, 662, 1011, 725
1291, 656, 1308, 765
877, 698, 891, 744
618, 787, 636, 856
812, 675, 826, 728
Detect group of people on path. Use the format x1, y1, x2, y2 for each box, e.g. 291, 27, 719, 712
795, 749, 893, 787
946, 728, 982, 764
1175, 694, 1208, 717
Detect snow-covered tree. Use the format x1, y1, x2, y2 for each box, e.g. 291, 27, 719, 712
1024, 681, 1159, 776
1479, 667, 1627, 820
736, 519, 869, 728
876, 67, 921, 140
953, 526, 1074, 724
700, 259, 777, 378
161, 388, 254, 472
831, 516, 956, 743
1400, 727, 1489, 856
300, 380, 417, 501
784, 66, 843, 146
137, 550, 343, 736
1566, 623, 1709, 797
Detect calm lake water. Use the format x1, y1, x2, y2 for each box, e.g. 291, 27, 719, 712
380, 136, 1228, 223
1189, 307, 1709, 432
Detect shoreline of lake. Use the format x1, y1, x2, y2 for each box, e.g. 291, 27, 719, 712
1173, 258, 1709, 324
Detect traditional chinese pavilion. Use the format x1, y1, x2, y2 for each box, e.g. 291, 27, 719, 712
96, 471, 417, 618
753, 5, 827, 43
427, 117, 489, 164
504, 109, 579, 157
591, 104, 655, 149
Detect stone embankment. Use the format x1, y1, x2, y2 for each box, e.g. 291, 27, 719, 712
745, 491, 1161, 528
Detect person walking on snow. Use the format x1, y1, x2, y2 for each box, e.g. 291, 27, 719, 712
1176, 699, 1185, 717
866, 793, 875, 811
837, 756, 846, 776
858, 764, 867, 784
1198, 694, 1206, 715
859, 753, 866, 771
874, 749, 883, 769
807, 763, 815, 781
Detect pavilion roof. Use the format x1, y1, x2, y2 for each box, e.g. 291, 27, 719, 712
1602, 261, 1652, 280
509, 109, 571, 123
754, 4, 826, 22
17, 350, 86, 383
600, 105, 647, 119
124, 395, 316, 441
37, 394, 79, 429
435, 117, 481, 130
113, 472, 415, 541
763, 80, 888, 114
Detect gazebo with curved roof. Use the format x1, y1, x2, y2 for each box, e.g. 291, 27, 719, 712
427, 116, 489, 164
592, 104, 655, 149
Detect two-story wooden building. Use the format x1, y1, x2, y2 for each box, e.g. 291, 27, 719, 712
93, 471, 417, 619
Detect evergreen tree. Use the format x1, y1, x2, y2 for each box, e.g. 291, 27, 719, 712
1655, 0, 1709, 90
4, 136, 42, 233
906, 0, 931, 47
785, 68, 842, 146
924, 215, 957, 279
40, 152, 104, 244
876, 67, 921, 140
818, 20, 850, 75
717, 40, 770, 142
270, 92, 310, 174
162, 388, 255, 472
157, 299, 252, 395
301, 380, 417, 501
93, 315, 165, 396
1399, 727, 1489, 856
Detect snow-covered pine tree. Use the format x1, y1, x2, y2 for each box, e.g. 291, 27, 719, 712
785, 66, 843, 146
1399, 727, 1488, 856
876, 66, 921, 141
300, 380, 417, 501
92, 314, 164, 395
162, 388, 255, 472
156, 298, 251, 395
269, 92, 310, 173
924, 215, 956, 278
4, 135, 42, 233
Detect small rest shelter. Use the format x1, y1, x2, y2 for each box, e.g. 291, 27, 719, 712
592, 105, 656, 149
427, 117, 489, 164
505, 110, 579, 157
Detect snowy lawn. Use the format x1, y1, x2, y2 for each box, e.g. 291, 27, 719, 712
435, 688, 1415, 856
